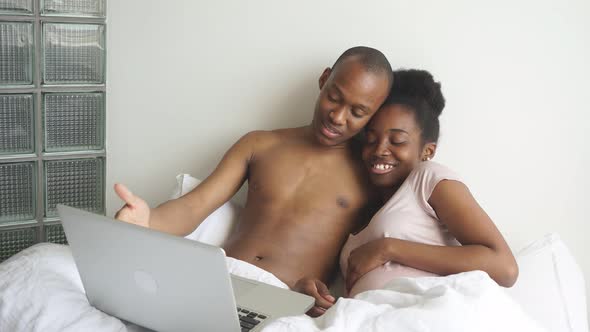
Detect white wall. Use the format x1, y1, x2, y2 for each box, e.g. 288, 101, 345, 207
106, 0, 590, 316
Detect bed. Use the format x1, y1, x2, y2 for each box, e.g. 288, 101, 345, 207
0, 174, 587, 332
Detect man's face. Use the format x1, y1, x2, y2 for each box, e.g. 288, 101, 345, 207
311, 58, 390, 147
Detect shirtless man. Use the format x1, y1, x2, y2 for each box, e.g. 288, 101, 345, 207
114, 46, 392, 315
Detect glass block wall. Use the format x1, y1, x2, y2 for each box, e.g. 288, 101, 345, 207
0, 0, 106, 262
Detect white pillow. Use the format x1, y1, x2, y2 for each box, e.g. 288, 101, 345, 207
506, 233, 588, 332
169, 174, 241, 247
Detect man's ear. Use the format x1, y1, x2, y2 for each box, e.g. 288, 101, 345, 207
422, 142, 437, 161
319, 67, 332, 90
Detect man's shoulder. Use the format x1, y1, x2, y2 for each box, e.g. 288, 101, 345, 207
241, 129, 277, 142
238, 127, 301, 153
241, 127, 304, 144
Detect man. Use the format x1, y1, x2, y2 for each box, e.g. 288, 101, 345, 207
114, 46, 392, 316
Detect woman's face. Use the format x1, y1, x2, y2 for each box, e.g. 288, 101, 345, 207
362, 104, 431, 191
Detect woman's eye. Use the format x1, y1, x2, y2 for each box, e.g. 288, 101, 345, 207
390, 134, 408, 145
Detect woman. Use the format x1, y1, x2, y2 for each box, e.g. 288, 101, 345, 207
296, 69, 518, 317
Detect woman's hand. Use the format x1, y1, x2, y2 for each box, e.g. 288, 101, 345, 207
346, 238, 392, 292
293, 277, 336, 317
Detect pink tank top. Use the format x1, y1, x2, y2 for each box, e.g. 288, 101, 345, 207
340, 161, 462, 297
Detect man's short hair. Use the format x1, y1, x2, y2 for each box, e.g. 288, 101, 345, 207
332, 46, 393, 88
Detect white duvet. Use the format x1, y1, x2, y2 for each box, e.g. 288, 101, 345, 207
0, 243, 545, 332
264, 272, 546, 332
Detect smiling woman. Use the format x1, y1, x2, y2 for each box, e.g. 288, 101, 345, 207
339, 69, 518, 297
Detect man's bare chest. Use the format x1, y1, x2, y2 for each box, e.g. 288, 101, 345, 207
246, 147, 366, 211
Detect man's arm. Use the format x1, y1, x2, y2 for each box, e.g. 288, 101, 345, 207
115, 131, 263, 236
294, 203, 374, 317
293, 278, 336, 317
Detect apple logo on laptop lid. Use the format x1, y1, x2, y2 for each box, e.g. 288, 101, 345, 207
134, 270, 158, 294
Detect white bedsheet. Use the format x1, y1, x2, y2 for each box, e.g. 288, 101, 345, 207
264, 271, 547, 332
0, 243, 146, 332
0, 243, 546, 332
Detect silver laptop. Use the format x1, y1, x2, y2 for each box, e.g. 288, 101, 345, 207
58, 205, 314, 332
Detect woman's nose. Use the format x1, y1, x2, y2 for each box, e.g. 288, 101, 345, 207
374, 140, 391, 156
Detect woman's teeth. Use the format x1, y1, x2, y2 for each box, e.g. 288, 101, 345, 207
373, 164, 393, 170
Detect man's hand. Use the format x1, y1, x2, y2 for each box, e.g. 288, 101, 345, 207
346, 238, 391, 292
293, 277, 336, 317
114, 183, 151, 228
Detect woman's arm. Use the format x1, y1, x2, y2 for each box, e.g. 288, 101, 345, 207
426, 179, 518, 286
346, 180, 518, 289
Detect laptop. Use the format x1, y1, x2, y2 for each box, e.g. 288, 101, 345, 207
57, 205, 314, 332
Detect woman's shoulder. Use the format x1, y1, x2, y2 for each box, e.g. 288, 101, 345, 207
407, 161, 463, 200
411, 160, 460, 179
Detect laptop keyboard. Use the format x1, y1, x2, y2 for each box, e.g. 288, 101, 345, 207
236, 306, 268, 331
